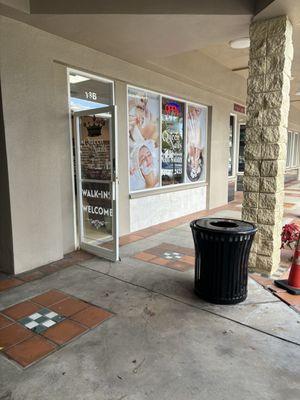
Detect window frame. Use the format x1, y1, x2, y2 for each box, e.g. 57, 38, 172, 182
228, 113, 237, 178
237, 122, 246, 174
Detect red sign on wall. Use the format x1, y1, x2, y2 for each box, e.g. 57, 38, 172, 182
234, 103, 246, 114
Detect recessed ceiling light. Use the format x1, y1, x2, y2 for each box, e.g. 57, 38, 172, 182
69, 74, 90, 84
229, 38, 250, 49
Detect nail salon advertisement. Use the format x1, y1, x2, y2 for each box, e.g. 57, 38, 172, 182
186, 104, 207, 183
161, 98, 184, 186
128, 87, 160, 191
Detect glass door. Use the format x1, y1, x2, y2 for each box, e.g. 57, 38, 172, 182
74, 106, 119, 261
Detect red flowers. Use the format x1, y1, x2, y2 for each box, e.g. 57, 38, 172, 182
281, 223, 300, 249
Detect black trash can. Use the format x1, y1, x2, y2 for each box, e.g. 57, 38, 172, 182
190, 218, 257, 305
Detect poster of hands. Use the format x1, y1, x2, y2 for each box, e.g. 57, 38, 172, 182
186, 105, 207, 183
128, 88, 160, 191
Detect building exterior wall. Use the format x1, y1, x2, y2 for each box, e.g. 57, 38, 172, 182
0, 16, 256, 273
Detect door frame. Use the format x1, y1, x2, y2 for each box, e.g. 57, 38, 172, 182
74, 106, 119, 261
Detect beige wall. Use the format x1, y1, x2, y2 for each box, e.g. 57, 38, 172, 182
0, 16, 249, 273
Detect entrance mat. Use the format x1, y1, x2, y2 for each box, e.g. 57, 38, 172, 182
134, 243, 195, 272
0, 290, 113, 368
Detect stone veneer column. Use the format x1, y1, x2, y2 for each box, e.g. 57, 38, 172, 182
242, 16, 294, 275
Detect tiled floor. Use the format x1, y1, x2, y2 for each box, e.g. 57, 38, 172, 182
0, 251, 93, 293
0, 289, 113, 367
134, 243, 195, 271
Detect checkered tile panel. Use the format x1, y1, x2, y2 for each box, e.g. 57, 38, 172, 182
162, 252, 183, 260
20, 308, 64, 334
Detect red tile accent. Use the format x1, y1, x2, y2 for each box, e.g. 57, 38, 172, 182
267, 284, 287, 294
0, 278, 23, 292
71, 306, 113, 328
50, 297, 89, 317
181, 255, 195, 266
42, 319, 87, 345
0, 323, 33, 349
4, 335, 56, 367
119, 234, 143, 246
150, 257, 172, 266
2, 301, 41, 321
0, 314, 13, 329
134, 252, 156, 262
292, 305, 300, 313
171, 261, 192, 271
31, 290, 69, 307
250, 274, 273, 287
18, 271, 44, 282
40, 263, 63, 275
275, 292, 300, 306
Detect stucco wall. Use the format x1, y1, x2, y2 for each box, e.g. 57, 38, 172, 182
0, 16, 245, 273
130, 186, 207, 232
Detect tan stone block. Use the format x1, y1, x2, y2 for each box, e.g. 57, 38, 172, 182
244, 160, 260, 176
250, 20, 268, 39
245, 127, 262, 143
261, 126, 287, 143
244, 143, 261, 160
242, 207, 257, 223
261, 143, 286, 160
248, 58, 267, 77
260, 176, 284, 193
243, 192, 259, 209
259, 193, 275, 210
262, 91, 283, 109
249, 37, 267, 59
259, 192, 284, 210
246, 109, 264, 127
257, 208, 279, 225
267, 16, 288, 37
256, 247, 281, 274
267, 35, 286, 56
247, 75, 265, 95
257, 223, 279, 241
255, 254, 273, 273
260, 160, 285, 177
263, 108, 282, 127
266, 54, 291, 75
264, 73, 287, 92
285, 40, 294, 60
243, 176, 260, 192
280, 103, 290, 128
257, 239, 274, 256
248, 251, 257, 271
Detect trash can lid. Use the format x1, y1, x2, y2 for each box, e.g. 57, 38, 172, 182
192, 218, 257, 234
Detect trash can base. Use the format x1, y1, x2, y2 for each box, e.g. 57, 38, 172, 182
194, 288, 247, 305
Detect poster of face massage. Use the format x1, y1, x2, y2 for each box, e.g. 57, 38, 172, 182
186, 104, 207, 182
128, 88, 160, 191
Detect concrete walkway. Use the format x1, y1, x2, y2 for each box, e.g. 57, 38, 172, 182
1, 198, 300, 399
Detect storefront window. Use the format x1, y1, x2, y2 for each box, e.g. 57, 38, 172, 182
238, 124, 246, 173
287, 131, 300, 168
128, 86, 207, 192
128, 87, 160, 191
161, 98, 184, 185
186, 104, 207, 182
228, 115, 235, 176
